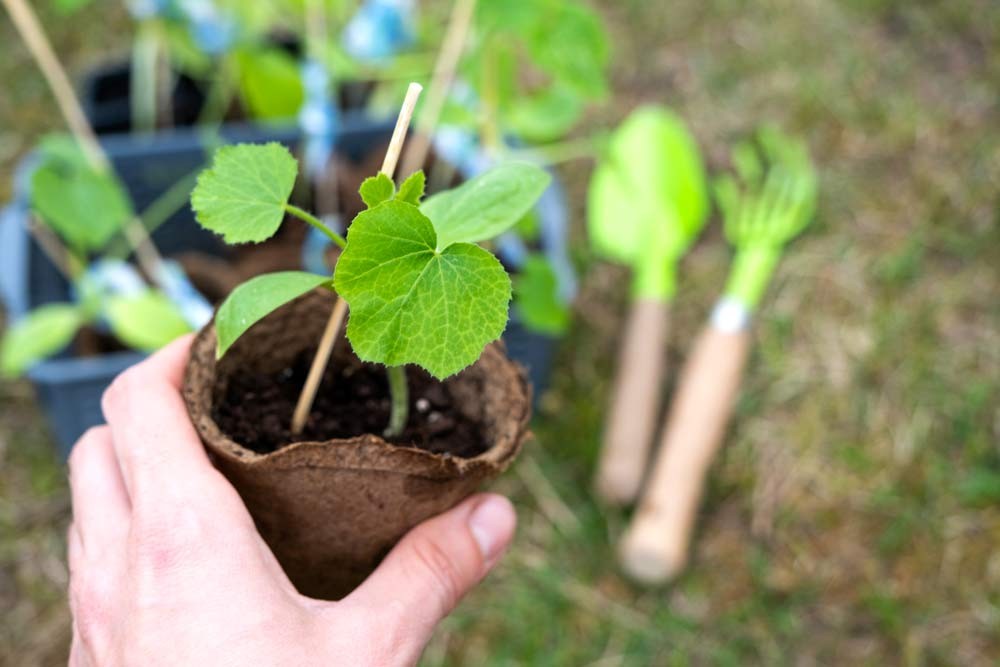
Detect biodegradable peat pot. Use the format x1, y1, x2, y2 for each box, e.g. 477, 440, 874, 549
182, 288, 531, 600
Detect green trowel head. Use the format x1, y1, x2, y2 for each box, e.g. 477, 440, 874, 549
587, 107, 708, 298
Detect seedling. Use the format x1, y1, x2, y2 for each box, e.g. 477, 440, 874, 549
620, 127, 818, 584
457, 0, 610, 146
0, 139, 195, 377
587, 106, 709, 505
190, 102, 550, 438
1, 0, 205, 375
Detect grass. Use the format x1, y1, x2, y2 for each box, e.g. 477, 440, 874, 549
2, 0, 999, 665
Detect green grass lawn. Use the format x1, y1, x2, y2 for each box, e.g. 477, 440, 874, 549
2, 1, 998, 665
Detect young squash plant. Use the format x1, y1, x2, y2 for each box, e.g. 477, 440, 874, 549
0, 138, 193, 377
191, 141, 549, 436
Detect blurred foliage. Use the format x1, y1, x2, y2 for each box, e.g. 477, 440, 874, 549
1, 0, 999, 665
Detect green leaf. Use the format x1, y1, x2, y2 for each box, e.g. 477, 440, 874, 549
235, 48, 305, 120
105, 291, 192, 352
1, 304, 82, 378
395, 170, 426, 205
335, 201, 511, 379
30, 152, 133, 254
419, 163, 551, 250
215, 271, 333, 358
191, 143, 298, 244
514, 209, 540, 241
514, 254, 570, 335
525, 1, 609, 98
52, 0, 93, 14
506, 87, 585, 143
360, 172, 396, 209
36, 134, 90, 168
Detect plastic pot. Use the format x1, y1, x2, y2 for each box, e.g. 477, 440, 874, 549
0, 117, 390, 459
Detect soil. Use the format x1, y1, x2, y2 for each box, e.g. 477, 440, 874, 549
212, 336, 489, 458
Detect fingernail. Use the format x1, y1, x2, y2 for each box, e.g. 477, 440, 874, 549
468, 495, 516, 562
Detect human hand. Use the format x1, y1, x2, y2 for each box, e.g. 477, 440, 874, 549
67, 336, 517, 666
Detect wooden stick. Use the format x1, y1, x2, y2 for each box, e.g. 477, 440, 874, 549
291, 82, 423, 435
2, 0, 167, 284
594, 298, 670, 505
380, 82, 424, 176
1, 0, 105, 170
618, 324, 751, 583
399, 0, 477, 177
27, 217, 81, 280
290, 296, 348, 433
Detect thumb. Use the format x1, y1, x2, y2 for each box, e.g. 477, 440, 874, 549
345, 493, 516, 646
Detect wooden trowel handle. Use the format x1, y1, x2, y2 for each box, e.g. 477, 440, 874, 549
595, 298, 670, 506
619, 323, 751, 583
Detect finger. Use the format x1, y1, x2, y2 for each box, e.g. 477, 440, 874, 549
69, 619, 90, 667
68, 426, 131, 555
344, 494, 516, 652
101, 334, 215, 498
66, 524, 116, 667
67, 523, 84, 583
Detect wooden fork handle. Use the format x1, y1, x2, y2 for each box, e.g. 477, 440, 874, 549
619, 323, 751, 583
595, 298, 670, 506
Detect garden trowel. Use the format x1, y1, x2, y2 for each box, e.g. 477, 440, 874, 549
587, 107, 708, 505
620, 127, 818, 583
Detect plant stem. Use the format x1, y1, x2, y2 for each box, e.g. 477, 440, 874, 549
384, 365, 409, 437
105, 167, 200, 260
2, 0, 172, 292
131, 21, 159, 133
480, 40, 502, 153
285, 204, 347, 249
196, 55, 235, 126
502, 134, 603, 166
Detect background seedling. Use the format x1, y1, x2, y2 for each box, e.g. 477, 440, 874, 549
191, 82, 549, 438
620, 127, 818, 584
0, 0, 204, 373
1, 0, 184, 287
456, 0, 610, 147
587, 106, 708, 506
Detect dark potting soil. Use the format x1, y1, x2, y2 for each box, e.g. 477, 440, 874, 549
212, 340, 489, 458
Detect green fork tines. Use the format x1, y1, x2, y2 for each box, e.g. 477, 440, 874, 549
714, 126, 818, 311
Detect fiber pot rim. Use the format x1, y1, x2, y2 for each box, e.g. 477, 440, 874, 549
182, 300, 532, 481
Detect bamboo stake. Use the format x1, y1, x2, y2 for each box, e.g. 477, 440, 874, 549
27, 217, 81, 280
399, 0, 477, 178
1, 0, 105, 170
291, 82, 423, 435
2, 0, 167, 282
